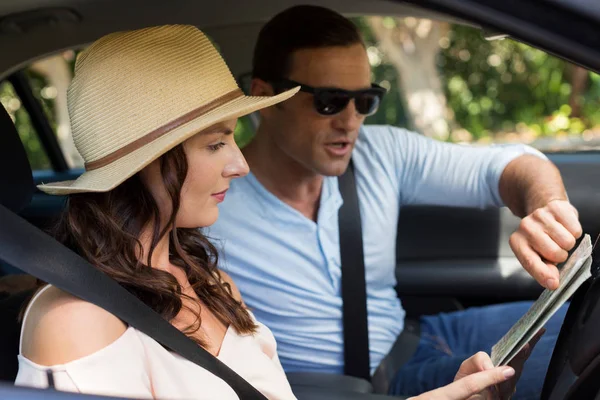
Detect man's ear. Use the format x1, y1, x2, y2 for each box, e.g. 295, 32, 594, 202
250, 78, 274, 97
251, 78, 283, 116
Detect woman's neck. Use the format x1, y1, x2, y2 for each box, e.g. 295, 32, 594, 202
139, 225, 174, 273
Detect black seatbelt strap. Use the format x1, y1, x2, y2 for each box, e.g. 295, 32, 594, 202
371, 319, 420, 393
338, 161, 371, 380
0, 205, 266, 400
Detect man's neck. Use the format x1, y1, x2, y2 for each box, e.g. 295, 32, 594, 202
243, 132, 323, 221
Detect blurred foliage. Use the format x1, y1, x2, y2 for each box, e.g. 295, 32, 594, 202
28, 69, 60, 134
353, 17, 411, 128
357, 19, 600, 144
0, 55, 74, 169
0, 81, 51, 170
234, 116, 256, 149
436, 25, 600, 141
3, 20, 600, 171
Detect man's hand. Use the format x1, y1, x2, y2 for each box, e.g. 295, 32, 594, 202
509, 199, 582, 290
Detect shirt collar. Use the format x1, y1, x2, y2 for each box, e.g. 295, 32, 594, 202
241, 171, 343, 228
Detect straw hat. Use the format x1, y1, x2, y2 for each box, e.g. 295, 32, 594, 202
38, 25, 298, 195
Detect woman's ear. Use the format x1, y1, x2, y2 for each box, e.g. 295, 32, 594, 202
139, 158, 171, 214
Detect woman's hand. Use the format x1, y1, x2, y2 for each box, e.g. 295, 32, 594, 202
496, 328, 545, 399
408, 330, 544, 400
406, 353, 514, 400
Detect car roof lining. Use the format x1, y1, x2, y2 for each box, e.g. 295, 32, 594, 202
0, 0, 473, 79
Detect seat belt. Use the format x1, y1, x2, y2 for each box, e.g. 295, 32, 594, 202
338, 162, 421, 393
0, 204, 266, 400
338, 161, 371, 381
371, 320, 420, 394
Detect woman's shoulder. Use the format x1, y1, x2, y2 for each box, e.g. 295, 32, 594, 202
20, 285, 127, 366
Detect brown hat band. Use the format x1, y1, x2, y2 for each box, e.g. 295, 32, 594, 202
84, 89, 245, 171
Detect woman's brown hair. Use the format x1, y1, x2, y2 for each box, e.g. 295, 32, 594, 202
51, 144, 256, 344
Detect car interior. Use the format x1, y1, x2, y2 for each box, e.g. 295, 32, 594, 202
1, 0, 600, 399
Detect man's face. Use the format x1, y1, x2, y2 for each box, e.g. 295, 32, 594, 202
257, 43, 371, 177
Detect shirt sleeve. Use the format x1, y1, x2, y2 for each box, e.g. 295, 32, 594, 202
363, 126, 547, 209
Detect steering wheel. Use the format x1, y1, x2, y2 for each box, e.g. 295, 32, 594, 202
541, 268, 600, 399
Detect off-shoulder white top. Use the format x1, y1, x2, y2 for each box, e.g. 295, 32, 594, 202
15, 285, 296, 399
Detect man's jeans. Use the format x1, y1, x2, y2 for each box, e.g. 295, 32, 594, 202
389, 301, 568, 400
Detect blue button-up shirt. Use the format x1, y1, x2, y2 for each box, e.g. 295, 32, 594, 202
208, 125, 544, 374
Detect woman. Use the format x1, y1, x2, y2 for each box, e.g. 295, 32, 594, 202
15, 25, 519, 399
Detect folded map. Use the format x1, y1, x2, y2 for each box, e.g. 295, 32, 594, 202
491, 234, 593, 366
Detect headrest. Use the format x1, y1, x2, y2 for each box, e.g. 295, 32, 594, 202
0, 105, 34, 213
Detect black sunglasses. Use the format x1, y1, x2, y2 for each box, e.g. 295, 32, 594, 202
272, 79, 387, 116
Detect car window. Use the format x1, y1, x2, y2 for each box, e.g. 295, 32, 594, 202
0, 81, 52, 170
26, 51, 82, 168
1, 51, 79, 171
355, 16, 600, 152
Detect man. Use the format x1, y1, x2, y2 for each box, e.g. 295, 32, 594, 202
209, 5, 582, 399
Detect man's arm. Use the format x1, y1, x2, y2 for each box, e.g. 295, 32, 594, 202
367, 127, 582, 289
378, 127, 543, 209
374, 126, 582, 289
500, 155, 582, 289
499, 154, 567, 218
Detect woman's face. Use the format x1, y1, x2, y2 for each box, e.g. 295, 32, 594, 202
141, 118, 249, 229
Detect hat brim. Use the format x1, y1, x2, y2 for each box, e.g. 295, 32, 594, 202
38, 87, 299, 195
